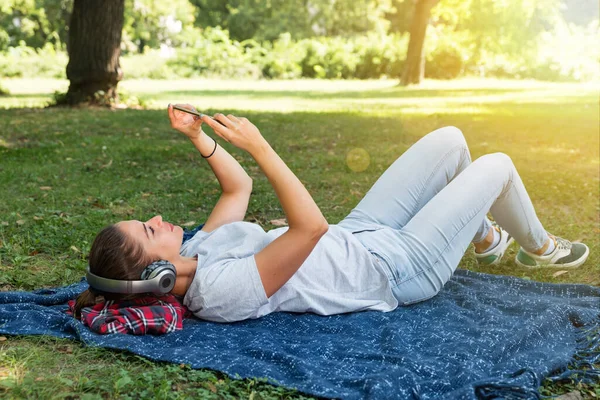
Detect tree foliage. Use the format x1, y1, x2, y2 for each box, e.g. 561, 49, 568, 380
122, 0, 196, 53
0, 0, 71, 50
0, 0, 597, 82
190, 0, 393, 41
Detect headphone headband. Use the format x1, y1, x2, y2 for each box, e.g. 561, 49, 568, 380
85, 261, 176, 295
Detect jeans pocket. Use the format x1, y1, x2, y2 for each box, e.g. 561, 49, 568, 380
368, 249, 400, 284
351, 227, 385, 234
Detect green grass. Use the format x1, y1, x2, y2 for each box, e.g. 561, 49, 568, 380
0, 78, 598, 399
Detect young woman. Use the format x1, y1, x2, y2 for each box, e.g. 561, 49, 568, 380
73, 104, 589, 323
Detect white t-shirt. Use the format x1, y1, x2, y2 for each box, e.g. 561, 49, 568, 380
180, 221, 398, 322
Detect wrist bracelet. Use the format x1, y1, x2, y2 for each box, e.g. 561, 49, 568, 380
202, 138, 217, 159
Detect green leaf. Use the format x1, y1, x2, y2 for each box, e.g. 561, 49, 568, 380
115, 375, 132, 390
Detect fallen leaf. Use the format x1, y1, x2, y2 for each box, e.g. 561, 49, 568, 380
39, 186, 52, 190
207, 383, 217, 393
552, 270, 569, 278
0, 336, 6, 341
1, 221, 8, 226
57, 346, 73, 354
16, 219, 25, 225
270, 218, 288, 226
35, 377, 44, 381
91, 200, 105, 209
33, 216, 43, 220
70, 246, 80, 253
181, 221, 196, 227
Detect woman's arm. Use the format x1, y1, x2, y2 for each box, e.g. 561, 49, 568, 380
203, 114, 329, 297
189, 133, 252, 193
169, 104, 252, 193
249, 141, 329, 297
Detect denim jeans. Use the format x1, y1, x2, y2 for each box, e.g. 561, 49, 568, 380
337, 126, 548, 305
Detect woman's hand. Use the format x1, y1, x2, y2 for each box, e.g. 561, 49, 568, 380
168, 104, 204, 140
201, 113, 267, 154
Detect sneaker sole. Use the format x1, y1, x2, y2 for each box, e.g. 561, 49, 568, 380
515, 244, 590, 269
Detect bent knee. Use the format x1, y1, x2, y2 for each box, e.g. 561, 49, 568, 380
428, 126, 466, 148
477, 152, 513, 168
474, 152, 516, 181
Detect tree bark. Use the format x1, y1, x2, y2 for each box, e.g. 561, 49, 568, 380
400, 0, 440, 86
65, 0, 125, 105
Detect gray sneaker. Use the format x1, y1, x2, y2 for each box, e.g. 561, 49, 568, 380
515, 235, 589, 268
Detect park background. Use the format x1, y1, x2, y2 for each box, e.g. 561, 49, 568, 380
0, 0, 599, 398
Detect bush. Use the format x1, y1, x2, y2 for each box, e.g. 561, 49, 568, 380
297, 37, 362, 79
0, 42, 67, 79
120, 51, 177, 80
258, 33, 305, 79
423, 27, 468, 80
167, 27, 261, 79
354, 33, 408, 79
319, 37, 361, 79
426, 46, 465, 79
298, 39, 328, 78
0, 82, 9, 96
1, 25, 598, 82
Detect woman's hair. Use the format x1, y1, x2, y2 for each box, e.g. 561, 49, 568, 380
72, 224, 155, 319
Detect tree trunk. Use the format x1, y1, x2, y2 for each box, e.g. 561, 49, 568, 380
65, 0, 125, 105
400, 0, 440, 86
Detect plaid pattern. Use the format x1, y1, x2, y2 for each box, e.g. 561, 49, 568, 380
67, 294, 191, 335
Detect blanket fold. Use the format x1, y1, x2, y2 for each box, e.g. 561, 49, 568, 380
1, 269, 598, 400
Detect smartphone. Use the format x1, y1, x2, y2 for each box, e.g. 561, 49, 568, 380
171, 105, 226, 126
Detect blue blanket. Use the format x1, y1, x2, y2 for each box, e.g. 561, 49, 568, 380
1, 244, 598, 399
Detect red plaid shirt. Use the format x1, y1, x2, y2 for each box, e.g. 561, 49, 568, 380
67, 295, 191, 335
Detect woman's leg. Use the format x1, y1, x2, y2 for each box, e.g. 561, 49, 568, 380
337, 126, 492, 242
375, 152, 550, 305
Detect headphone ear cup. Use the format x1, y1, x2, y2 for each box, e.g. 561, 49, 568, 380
141, 260, 176, 295
157, 271, 176, 293
141, 260, 175, 280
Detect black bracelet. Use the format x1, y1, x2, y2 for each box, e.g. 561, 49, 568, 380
202, 138, 217, 159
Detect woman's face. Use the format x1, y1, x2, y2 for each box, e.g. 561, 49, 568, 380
117, 215, 184, 263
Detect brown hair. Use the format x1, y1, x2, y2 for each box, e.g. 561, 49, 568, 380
72, 224, 155, 319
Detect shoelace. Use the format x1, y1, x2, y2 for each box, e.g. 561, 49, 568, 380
553, 236, 572, 251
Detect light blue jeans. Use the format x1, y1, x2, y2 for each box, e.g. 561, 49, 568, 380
337, 126, 549, 305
